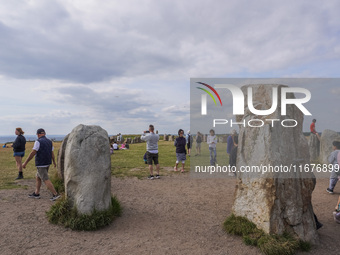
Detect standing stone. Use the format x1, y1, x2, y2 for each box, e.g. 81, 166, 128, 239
57, 134, 70, 180
126, 138, 131, 144
164, 134, 168, 141
320, 129, 340, 164
64, 124, 111, 214
168, 135, 173, 142
203, 134, 207, 142
233, 85, 318, 244
309, 134, 320, 162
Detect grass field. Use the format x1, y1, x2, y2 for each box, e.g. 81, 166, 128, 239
0, 139, 230, 189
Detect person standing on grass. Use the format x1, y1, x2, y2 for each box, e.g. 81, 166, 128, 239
186, 130, 192, 157
207, 129, 217, 166
195, 131, 202, 156
174, 129, 186, 173
141, 124, 160, 180
229, 136, 238, 176
227, 130, 237, 166
12, 127, 26, 180
22, 128, 60, 201
326, 141, 340, 194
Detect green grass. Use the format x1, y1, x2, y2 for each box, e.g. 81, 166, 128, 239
0, 142, 60, 190
111, 140, 192, 178
46, 195, 122, 231
1, 138, 230, 186
223, 214, 311, 255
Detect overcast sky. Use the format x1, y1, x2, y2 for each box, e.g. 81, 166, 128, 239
0, 0, 339, 135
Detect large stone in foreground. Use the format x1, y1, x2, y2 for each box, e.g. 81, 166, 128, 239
64, 124, 111, 214
233, 84, 318, 244
320, 129, 340, 164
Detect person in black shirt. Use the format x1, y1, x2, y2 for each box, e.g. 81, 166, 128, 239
12, 127, 26, 180
174, 129, 187, 173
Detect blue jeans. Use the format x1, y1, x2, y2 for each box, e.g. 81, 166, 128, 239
209, 147, 217, 165
329, 178, 338, 191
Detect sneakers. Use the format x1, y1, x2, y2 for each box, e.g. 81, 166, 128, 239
50, 194, 61, 201
148, 175, 160, 180
326, 188, 334, 194
28, 192, 40, 199
15, 172, 23, 180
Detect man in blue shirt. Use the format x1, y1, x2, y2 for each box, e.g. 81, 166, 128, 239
23, 128, 60, 201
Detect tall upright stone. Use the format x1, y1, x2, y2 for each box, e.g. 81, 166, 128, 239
64, 124, 112, 214
233, 84, 318, 244
309, 134, 320, 162
320, 129, 340, 164
57, 134, 70, 180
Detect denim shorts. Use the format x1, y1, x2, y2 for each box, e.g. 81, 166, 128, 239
13, 151, 25, 157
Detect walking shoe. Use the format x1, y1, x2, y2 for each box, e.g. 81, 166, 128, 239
147, 175, 154, 180
155, 174, 160, 179
50, 194, 61, 201
15, 172, 23, 180
326, 188, 334, 194
316, 221, 323, 230
28, 192, 40, 199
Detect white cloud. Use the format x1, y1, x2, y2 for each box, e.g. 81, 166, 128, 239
0, 1, 340, 134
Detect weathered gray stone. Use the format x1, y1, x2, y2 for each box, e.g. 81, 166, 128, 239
57, 134, 69, 180
233, 84, 318, 244
309, 134, 320, 162
126, 138, 132, 144
164, 134, 168, 141
64, 124, 111, 214
320, 129, 340, 164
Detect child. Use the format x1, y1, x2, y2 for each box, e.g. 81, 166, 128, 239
326, 141, 340, 194
207, 129, 217, 166
113, 142, 119, 150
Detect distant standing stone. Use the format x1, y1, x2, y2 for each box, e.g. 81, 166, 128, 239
64, 124, 112, 214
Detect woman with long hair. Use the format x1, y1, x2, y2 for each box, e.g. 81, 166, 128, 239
12, 127, 26, 180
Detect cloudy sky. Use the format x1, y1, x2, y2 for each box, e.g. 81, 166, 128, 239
0, 0, 339, 135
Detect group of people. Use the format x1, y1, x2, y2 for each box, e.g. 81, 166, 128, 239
110, 141, 129, 154
10, 127, 61, 201
7, 123, 340, 225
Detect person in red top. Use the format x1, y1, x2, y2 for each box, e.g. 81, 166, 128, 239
310, 119, 320, 140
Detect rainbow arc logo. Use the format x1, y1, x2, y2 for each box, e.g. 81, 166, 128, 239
196, 82, 222, 106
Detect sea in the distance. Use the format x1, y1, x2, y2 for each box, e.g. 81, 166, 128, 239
0, 135, 66, 144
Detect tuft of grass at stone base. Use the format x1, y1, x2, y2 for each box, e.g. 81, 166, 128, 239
223, 214, 311, 255
46, 195, 122, 231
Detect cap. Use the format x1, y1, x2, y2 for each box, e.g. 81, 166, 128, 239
36, 128, 46, 135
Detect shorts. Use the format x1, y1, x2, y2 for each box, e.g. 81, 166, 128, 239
187, 143, 191, 149
196, 142, 201, 149
176, 153, 186, 163
13, 151, 25, 157
36, 166, 50, 181
147, 152, 159, 165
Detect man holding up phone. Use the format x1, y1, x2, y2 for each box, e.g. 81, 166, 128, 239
141, 124, 160, 180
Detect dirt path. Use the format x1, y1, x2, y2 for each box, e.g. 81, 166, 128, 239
0, 176, 339, 255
